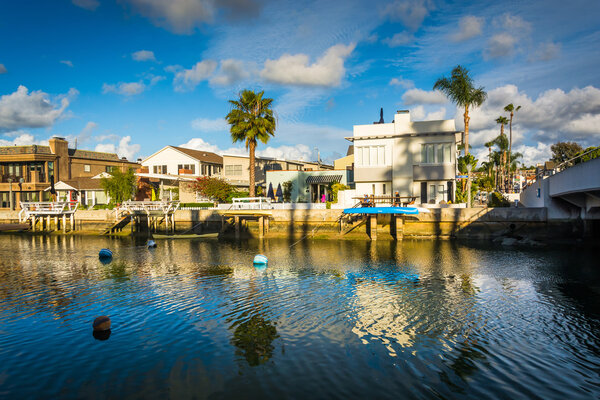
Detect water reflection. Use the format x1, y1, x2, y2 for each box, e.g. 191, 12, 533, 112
0, 236, 598, 398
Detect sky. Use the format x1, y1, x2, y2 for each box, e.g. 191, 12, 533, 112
0, 0, 599, 166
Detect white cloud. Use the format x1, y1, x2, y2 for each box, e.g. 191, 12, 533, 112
95, 136, 140, 161
485, 33, 518, 59
383, 32, 413, 47
190, 117, 228, 132
172, 60, 217, 91
383, 0, 431, 31
451, 16, 483, 42
0, 86, 73, 130
132, 50, 156, 62
410, 105, 447, 121
512, 142, 552, 166
530, 42, 561, 62
402, 88, 447, 105
179, 138, 316, 162
390, 78, 414, 88
120, 0, 214, 34
209, 59, 249, 86
60, 60, 74, 67
495, 13, 531, 33
260, 43, 355, 87
102, 81, 145, 96
72, 0, 99, 11
0, 132, 47, 147
0, 64, 6, 74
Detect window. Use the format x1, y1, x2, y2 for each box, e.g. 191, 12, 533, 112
153, 165, 167, 174
84, 164, 91, 172
225, 165, 242, 176
356, 145, 390, 167
106, 166, 116, 173
48, 161, 54, 179
177, 164, 195, 174
421, 143, 453, 164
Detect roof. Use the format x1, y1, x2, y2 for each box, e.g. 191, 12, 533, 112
0, 145, 52, 156
45, 177, 104, 191
306, 175, 343, 184
68, 149, 122, 161
170, 146, 223, 164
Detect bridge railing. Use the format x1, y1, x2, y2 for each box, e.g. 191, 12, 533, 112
230, 197, 273, 210
18, 201, 79, 222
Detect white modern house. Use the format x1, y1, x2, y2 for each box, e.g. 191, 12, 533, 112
347, 110, 461, 204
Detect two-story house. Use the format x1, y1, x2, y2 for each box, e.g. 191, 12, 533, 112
348, 110, 461, 204
0, 136, 139, 209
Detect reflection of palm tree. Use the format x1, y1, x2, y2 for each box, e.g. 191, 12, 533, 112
231, 315, 279, 366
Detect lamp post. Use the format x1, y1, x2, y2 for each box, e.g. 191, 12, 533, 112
8, 178, 13, 210
19, 178, 24, 208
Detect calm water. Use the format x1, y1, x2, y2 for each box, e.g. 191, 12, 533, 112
0, 235, 599, 399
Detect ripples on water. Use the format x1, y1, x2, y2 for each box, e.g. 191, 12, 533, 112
0, 235, 599, 399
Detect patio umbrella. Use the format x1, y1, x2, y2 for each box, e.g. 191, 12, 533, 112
275, 183, 283, 202
267, 183, 275, 200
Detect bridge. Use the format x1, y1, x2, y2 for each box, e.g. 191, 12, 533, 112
521, 156, 600, 221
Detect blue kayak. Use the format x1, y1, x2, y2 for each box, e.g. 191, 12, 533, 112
343, 206, 420, 215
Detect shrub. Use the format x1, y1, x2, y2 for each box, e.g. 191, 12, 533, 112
488, 192, 510, 207
180, 202, 214, 208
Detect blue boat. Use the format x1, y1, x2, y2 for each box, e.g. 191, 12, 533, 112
343, 206, 420, 215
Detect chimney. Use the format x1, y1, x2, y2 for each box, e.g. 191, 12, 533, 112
394, 110, 411, 131
49, 137, 70, 180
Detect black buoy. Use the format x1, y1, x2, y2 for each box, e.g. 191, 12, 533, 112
93, 316, 111, 331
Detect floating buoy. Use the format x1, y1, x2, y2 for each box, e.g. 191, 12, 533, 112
253, 254, 268, 265
147, 240, 157, 248
93, 316, 111, 331
99, 248, 113, 261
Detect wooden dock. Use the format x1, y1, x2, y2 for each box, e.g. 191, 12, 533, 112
106, 201, 180, 234
219, 210, 272, 239
18, 202, 79, 232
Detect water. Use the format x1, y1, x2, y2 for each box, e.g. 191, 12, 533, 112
0, 235, 599, 399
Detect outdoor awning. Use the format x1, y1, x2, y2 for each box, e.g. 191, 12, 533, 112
306, 175, 342, 184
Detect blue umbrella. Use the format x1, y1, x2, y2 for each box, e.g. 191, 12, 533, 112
267, 183, 275, 200
275, 183, 283, 202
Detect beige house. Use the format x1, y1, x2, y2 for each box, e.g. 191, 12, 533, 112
348, 110, 461, 204
222, 154, 304, 190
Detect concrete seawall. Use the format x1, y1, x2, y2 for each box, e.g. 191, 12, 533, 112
1, 206, 594, 241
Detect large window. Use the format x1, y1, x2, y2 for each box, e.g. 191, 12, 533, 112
356, 145, 389, 167
152, 165, 167, 174
225, 165, 243, 176
177, 164, 195, 174
421, 143, 452, 164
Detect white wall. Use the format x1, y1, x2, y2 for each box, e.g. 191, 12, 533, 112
142, 147, 199, 175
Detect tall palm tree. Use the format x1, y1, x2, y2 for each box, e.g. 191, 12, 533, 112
495, 116, 509, 192
503, 103, 520, 192
226, 90, 276, 197
434, 65, 487, 206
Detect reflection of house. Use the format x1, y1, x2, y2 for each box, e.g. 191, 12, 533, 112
266, 169, 352, 203
0, 137, 138, 209
347, 110, 461, 204
141, 146, 223, 177
222, 154, 304, 190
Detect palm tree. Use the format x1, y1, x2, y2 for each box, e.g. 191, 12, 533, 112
226, 90, 276, 197
503, 103, 520, 192
434, 65, 487, 206
495, 116, 509, 192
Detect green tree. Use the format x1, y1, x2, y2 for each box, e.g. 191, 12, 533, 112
503, 103, 521, 171
434, 65, 487, 206
495, 116, 509, 191
226, 90, 276, 197
456, 154, 478, 203
550, 141, 583, 166
329, 182, 350, 203
193, 176, 234, 203
574, 146, 600, 164
282, 180, 293, 202
100, 168, 136, 204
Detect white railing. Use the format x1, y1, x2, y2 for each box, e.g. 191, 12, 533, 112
230, 197, 273, 210
19, 201, 79, 222
116, 200, 180, 218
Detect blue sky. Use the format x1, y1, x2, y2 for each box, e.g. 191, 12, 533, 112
1, 0, 599, 165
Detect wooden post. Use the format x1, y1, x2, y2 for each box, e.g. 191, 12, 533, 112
32, 215, 36, 232
54, 217, 58, 231
265, 216, 269, 234
70, 214, 74, 231
172, 214, 175, 234
63, 214, 67, 233
259, 216, 264, 238
369, 215, 377, 240
47, 216, 51, 231
235, 216, 240, 239
130, 215, 134, 234
395, 216, 403, 240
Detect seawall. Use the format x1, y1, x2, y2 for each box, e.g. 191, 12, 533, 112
1, 207, 596, 241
